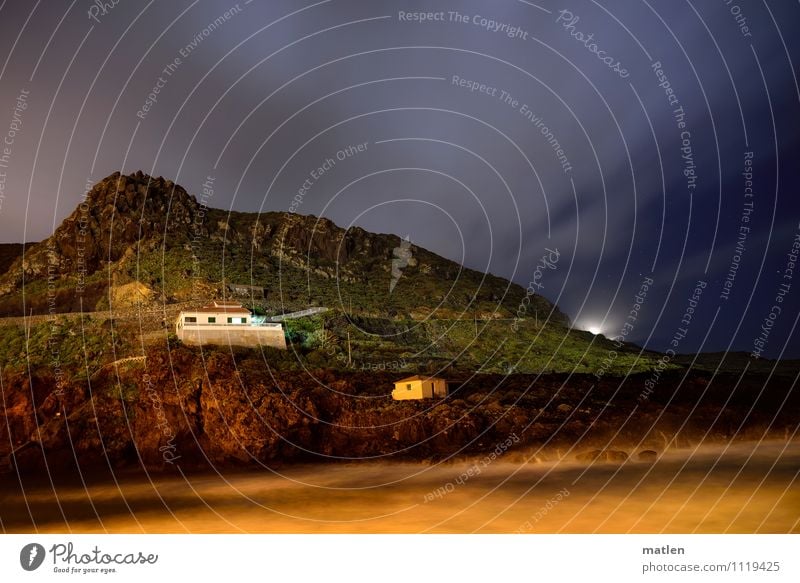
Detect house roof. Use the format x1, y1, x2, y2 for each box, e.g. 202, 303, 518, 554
394, 375, 445, 384
182, 304, 251, 314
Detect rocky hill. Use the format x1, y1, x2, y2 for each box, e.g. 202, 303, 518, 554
0, 171, 670, 385
0, 171, 567, 323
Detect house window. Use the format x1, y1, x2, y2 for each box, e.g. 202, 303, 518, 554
407, 384, 412, 390
184, 317, 197, 323
208, 317, 216, 323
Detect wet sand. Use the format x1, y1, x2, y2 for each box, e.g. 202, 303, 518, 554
1, 440, 798, 533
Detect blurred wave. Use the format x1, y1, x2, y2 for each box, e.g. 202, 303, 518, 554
1, 440, 797, 533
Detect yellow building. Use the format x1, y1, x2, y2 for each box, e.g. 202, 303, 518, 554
392, 375, 448, 400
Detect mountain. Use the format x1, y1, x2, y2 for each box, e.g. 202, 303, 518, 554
1, 172, 792, 475
0, 171, 567, 323
0, 171, 664, 378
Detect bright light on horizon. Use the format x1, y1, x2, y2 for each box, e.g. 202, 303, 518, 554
577, 321, 605, 335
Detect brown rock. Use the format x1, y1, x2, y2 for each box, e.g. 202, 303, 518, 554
605, 450, 628, 462
575, 449, 604, 462
638, 450, 658, 462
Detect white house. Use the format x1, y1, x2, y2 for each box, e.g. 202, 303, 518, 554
392, 375, 448, 400
175, 301, 286, 349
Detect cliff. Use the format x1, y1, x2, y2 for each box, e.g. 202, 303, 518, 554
2, 343, 795, 475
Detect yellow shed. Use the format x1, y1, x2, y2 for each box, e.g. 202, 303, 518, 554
392, 375, 448, 400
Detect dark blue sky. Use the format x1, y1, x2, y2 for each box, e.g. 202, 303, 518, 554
0, 0, 798, 358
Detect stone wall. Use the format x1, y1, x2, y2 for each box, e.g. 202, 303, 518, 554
177, 325, 287, 350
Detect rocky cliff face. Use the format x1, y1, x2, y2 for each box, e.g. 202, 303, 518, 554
2, 344, 794, 475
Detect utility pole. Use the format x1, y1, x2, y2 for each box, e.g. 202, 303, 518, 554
347, 331, 352, 367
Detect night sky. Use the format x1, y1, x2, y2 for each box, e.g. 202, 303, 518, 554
0, 0, 798, 358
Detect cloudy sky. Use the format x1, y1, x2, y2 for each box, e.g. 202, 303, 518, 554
0, 0, 798, 357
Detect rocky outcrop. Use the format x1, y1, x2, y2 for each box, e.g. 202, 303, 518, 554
2, 172, 197, 290
0, 243, 26, 274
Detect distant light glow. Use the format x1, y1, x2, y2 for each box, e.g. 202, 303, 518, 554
587, 326, 603, 335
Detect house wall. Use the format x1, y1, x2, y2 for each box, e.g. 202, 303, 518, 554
432, 379, 448, 397
392, 379, 446, 400
419, 381, 434, 399
178, 311, 249, 324
392, 380, 424, 400
176, 323, 287, 349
